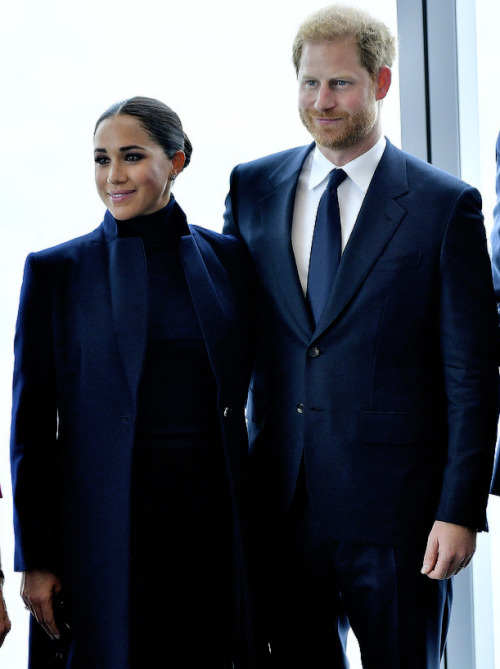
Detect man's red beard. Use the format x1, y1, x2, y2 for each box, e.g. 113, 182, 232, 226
299, 102, 378, 151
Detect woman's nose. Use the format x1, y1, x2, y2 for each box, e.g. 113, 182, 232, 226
107, 163, 127, 183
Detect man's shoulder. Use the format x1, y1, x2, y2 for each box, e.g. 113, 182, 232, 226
383, 140, 475, 194
233, 144, 313, 176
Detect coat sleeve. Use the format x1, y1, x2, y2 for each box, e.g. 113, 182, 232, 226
10, 253, 61, 572
435, 185, 499, 524
491, 132, 500, 315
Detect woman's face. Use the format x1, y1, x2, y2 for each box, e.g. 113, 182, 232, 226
94, 114, 184, 220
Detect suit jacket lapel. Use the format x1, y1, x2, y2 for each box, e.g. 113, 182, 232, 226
258, 144, 315, 338
315, 141, 409, 335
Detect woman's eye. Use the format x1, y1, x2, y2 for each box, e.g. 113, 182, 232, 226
125, 153, 143, 162
94, 155, 109, 165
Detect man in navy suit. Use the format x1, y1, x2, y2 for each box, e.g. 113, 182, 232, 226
224, 5, 498, 667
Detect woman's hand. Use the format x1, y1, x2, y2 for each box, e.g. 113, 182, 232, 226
21, 570, 62, 639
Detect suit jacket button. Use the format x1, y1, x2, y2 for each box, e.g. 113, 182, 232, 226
297, 403, 304, 414
223, 407, 232, 418
308, 346, 320, 358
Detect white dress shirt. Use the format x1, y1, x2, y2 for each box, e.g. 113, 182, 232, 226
291, 135, 387, 295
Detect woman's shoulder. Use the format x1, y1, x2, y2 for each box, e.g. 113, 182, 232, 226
26, 226, 104, 267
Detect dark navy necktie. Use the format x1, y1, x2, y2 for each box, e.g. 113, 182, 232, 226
307, 168, 347, 324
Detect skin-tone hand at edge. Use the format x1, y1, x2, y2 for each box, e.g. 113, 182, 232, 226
22, 570, 62, 640
421, 520, 476, 580
0, 577, 11, 647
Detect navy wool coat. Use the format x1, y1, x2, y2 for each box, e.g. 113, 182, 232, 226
11, 200, 255, 667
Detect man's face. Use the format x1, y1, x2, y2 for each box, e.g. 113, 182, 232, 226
298, 39, 388, 161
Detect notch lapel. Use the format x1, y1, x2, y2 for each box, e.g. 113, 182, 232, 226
257, 145, 315, 338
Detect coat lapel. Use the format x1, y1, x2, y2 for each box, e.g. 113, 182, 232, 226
103, 213, 148, 400
180, 231, 233, 379
315, 141, 409, 336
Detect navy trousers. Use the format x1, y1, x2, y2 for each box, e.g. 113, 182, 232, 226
260, 470, 452, 668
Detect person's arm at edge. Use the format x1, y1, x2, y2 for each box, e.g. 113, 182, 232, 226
490, 131, 500, 496
0, 550, 12, 647
222, 166, 241, 238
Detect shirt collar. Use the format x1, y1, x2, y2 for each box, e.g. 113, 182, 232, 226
309, 135, 387, 193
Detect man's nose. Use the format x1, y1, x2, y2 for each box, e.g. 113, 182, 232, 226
315, 84, 336, 112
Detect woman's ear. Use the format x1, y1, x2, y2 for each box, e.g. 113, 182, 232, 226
171, 150, 186, 177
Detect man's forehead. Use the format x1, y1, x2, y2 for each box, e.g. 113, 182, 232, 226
298, 39, 363, 72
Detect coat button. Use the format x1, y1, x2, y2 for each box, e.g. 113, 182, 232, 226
296, 403, 304, 414
223, 407, 232, 418
308, 346, 320, 358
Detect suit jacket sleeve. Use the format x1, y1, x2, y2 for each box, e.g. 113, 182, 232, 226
223, 167, 241, 238
10, 253, 60, 572
491, 132, 500, 312
435, 185, 499, 521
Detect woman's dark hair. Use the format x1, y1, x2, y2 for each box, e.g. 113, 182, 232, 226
94, 96, 192, 168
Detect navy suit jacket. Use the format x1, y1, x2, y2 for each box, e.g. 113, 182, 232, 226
224, 139, 499, 546
490, 131, 500, 496
11, 200, 255, 667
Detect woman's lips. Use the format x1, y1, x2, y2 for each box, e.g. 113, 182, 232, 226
108, 190, 135, 203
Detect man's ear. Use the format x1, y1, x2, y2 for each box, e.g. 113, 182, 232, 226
375, 66, 392, 101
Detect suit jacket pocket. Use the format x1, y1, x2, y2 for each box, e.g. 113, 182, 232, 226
371, 253, 421, 272
361, 411, 421, 445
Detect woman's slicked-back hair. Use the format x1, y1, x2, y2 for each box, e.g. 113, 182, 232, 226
94, 96, 192, 168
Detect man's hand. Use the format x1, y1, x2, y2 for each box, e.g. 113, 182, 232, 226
421, 520, 476, 580
0, 578, 11, 647
22, 570, 62, 639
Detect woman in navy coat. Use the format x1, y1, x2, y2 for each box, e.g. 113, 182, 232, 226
11, 97, 254, 668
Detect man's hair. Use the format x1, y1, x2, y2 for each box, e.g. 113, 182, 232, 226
292, 4, 396, 78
